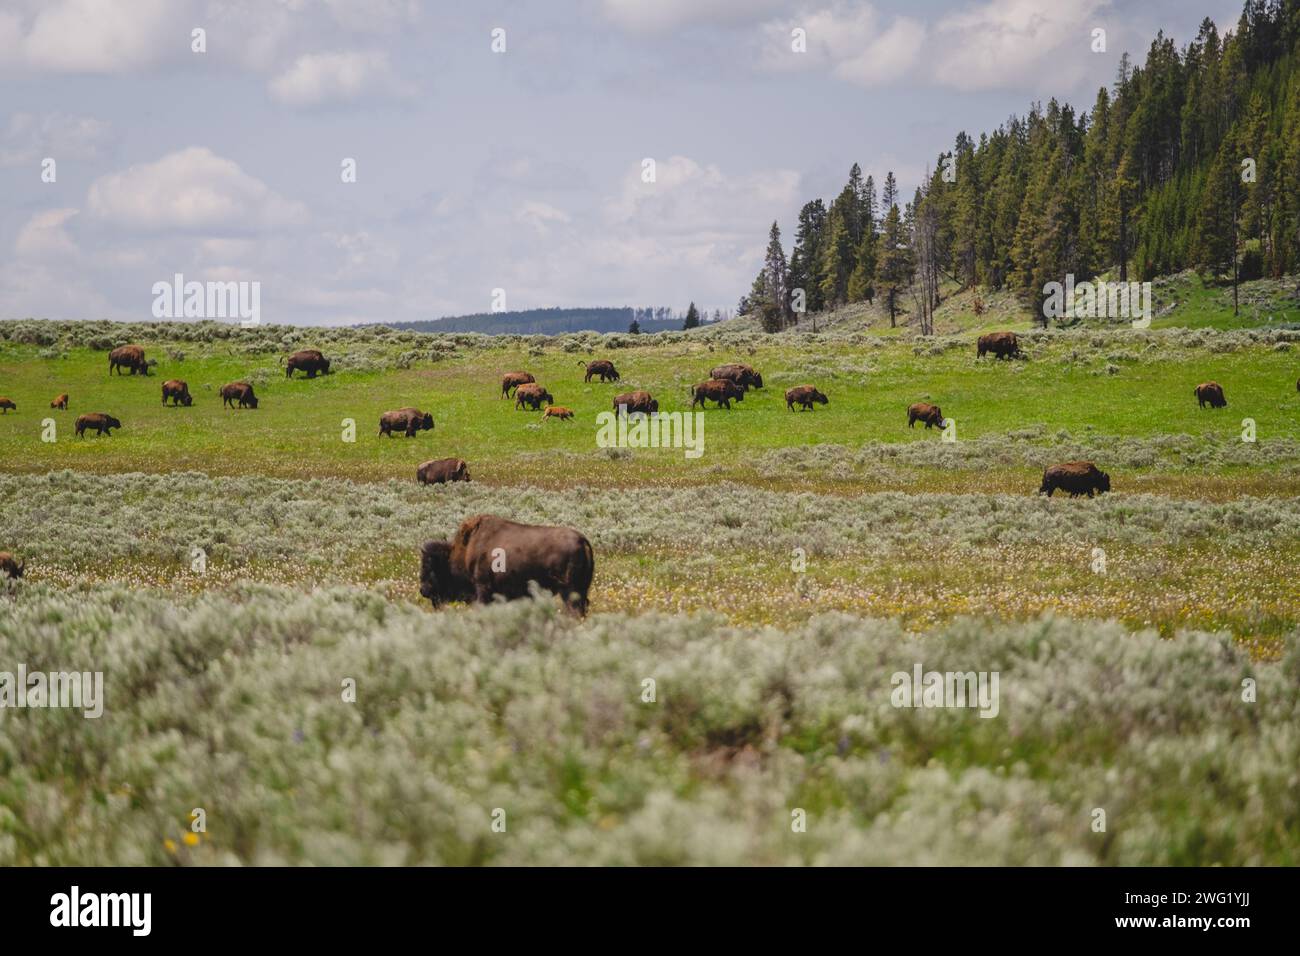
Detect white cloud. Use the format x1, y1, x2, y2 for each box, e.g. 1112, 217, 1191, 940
516, 200, 572, 235
14, 208, 80, 259
86, 147, 308, 234
268, 50, 411, 108
600, 0, 788, 33
0, 112, 111, 167
0, 0, 186, 73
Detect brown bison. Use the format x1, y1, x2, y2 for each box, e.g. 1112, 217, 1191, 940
691, 378, 745, 409
283, 349, 332, 378
378, 407, 434, 437
220, 382, 259, 409
710, 363, 764, 390
1039, 461, 1111, 498
0, 398, 15, 414
50, 393, 68, 410
417, 458, 471, 484
420, 514, 594, 616
0, 552, 24, 579
977, 331, 1021, 360
907, 402, 945, 429
514, 383, 554, 410
161, 380, 193, 406
581, 359, 620, 383
75, 413, 121, 437
1194, 381, 1227, 408
542, 405, 574, 421
786, 385, 828, 411
501, 371, 535, 398
613, 390, 657, 415
109, 344, 151, 375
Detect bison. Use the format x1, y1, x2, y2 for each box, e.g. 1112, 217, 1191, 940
542, 405, 574, 421
907, 402, 945, 429
613, 390, 657, 416
0, 552, 24, 579
109, 344, 151, 375
378, 407, 433, 437
1039, 461, 1111, 498
75, 413, 121, 437
161, 380, 193, 407
710, 363, 763, 390
417, 458, 471, 484
691, 378, 745, 409
501, 371, 536, 399
1195, 381, 1227, 408
581, 359, 620, 383
420, 514, 594, 616
220, 382, 259, 409
786, 385, 828, 411
283, 349, 332, 378
514, 383, 554, 410
0, 397, 15, 414
977, 331, 1021, 360
50, 393, 68, 410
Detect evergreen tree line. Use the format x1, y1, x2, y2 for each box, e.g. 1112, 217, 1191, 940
742, 0, 1300, 332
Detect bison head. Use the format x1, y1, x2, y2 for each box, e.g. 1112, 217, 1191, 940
107, 416, 122, 429
813, 390, 828, 405
648, 399, 659, 414
419, 540, 471, 606
245, 395, 259, 409
541, 391, 554, 405
181, 393, 193, 407
1097, 471, 1111, 493
322, 359, 332, 374
421, 413, 434, 431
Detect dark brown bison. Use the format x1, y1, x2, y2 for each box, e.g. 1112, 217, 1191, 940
420, 514, 594, 616
417, 458, 471, 484
0, 552, 24, 579
75, 413, 121, 437
109, 344, 151, 375
907, 402, 945, 429
786, 385, 828, 411
50, 393, 68, 410
1194, 381, 1227, 408
581, 359, 620, 383
0, 398, 15, 414
501, 371, 535, 398
378, 407, 434, 437
220, 382, 259, 409
542, 405, 574, 421
283, 349, 332, 378
161, 380, 193, 406
710, 363, 764, 390
977, 331, 1021, 360
613, 390, 657, 415
1039, 461, 1111, 498
514, 383, 554, 410
691, 378, 745, 409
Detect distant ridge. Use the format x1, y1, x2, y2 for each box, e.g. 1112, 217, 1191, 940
375, 307, 714, 336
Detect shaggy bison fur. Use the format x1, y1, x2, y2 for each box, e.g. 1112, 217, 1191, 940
220, 382, 259, 409
0, 552, 24, 579
109, 345, 151, 375
501, 371, 535, 398
785, 385, 828, 411
581, 359, 620, 383
907, 402, 945, 429
50, 394, 68, 410
977, 331, 1021, 360
75, 413, 121, 437
161, 380, 193, 406
1039, 461, 1111, 498
283, 349, 332, 378
378, 407, 433, 437
1195, 381, 1227, 408
613, 390, 657, 415
417, 458, 471, 484
514, 383, 554, 410
710, 363, 763, 390
691, 378, 745, 409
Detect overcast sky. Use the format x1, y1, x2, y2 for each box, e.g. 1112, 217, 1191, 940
0, 0, 1242, 326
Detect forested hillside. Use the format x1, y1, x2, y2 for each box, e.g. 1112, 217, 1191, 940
381, 306, 723, 336
744, 0, 1300, 331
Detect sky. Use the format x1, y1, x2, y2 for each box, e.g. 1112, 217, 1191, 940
0, 0, 1244, 326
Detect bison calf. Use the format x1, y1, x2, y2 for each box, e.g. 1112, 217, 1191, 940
907, 402, 945, 429
75, 413, 121, 437
542, 405, 574, 421
1194, 381, 1227, 408
0, 552, 24, 579
1039, 461, 1111, 498
420, 514, 594, 616
0, 397, 15, 414
50, 393, 68, 410
417, 458, 471, 484
786, 385, 828, 411
162, 380, 193, 407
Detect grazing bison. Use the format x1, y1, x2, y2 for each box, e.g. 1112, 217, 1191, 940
786, 385, 828, 411
283, 349, 332, 378
1039, 461, 1111, 498
514, 383, 554, 410
109, 344, 151, 375
501, 371, 536, 399
907, 402, 945, 429
691, 378, 745, 409
581, 359, 620, 383
50, 393, 68, 410
613, 390, 657, 415
75, 413, 121, 437
542, 405, 574, 421
710, 363, 764, 390
161, 380, 193, 406
378, 407, 434, 437
220, 382, 259, 409
1195, 381, 1227, 408
417, 458, 471, 484
977, 331, 1021, 360
0, 397, 15, 414
420, 514, 594, 616
0, 552, 23, 579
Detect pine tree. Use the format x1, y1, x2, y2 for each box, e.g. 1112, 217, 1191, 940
875, 203, 912, 327
682, 302, 700, 329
